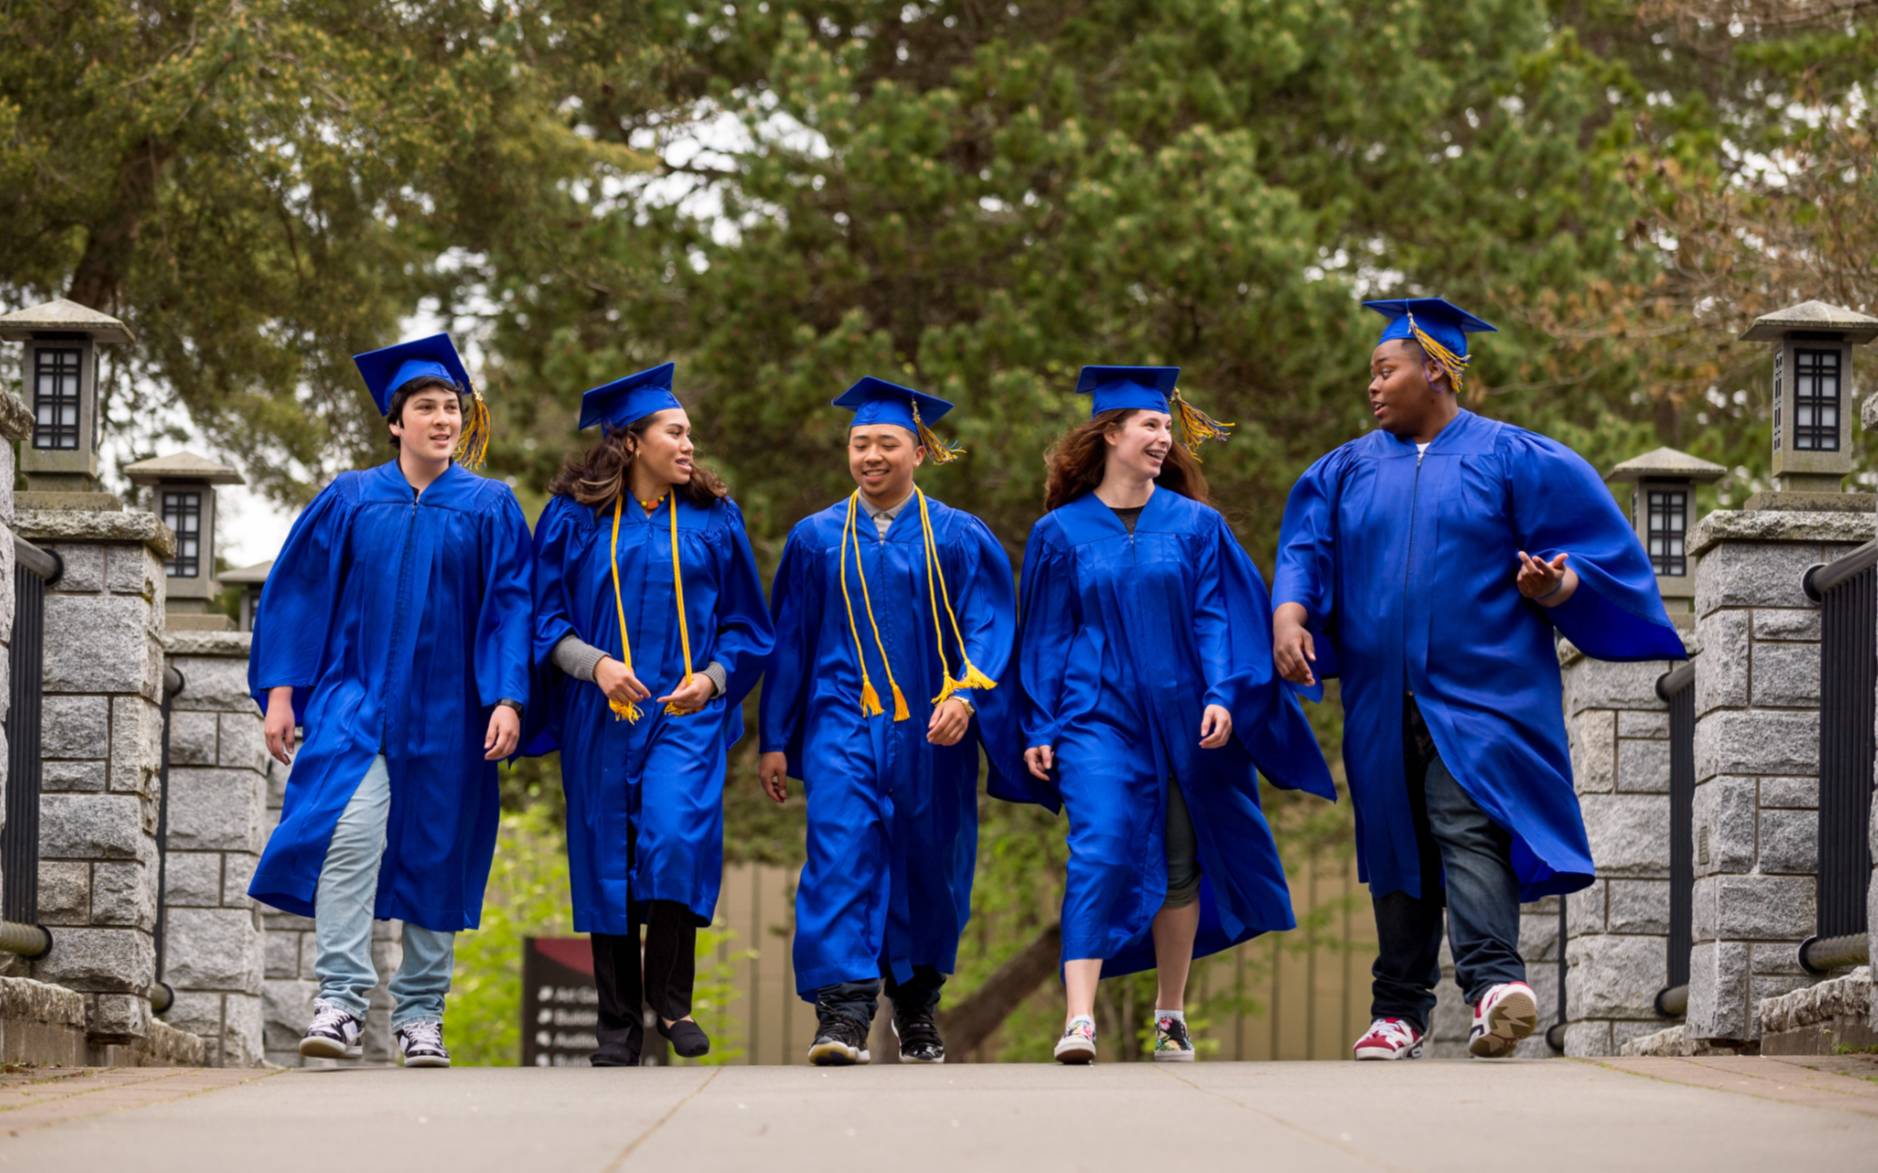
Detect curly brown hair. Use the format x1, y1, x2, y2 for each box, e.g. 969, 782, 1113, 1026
547, 418, 729, 509
1041, 409, 1212, 512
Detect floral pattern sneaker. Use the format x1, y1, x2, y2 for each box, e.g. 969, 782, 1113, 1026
1053, 1017, 1097, 1064
1152, 1015, 1195, 1062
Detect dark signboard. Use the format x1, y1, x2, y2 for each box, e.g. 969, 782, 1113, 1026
521, 937, 600, 1067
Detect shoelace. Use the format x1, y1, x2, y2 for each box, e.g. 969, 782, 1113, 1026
309, 1001, 353, 1034
897, 1015, 942, 1049
1365, 1019, 1416, 1047
401, 1020, 444, 1051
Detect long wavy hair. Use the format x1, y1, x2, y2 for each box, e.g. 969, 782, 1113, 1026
1041, 409, 1212, 513
547, 417, 729, 509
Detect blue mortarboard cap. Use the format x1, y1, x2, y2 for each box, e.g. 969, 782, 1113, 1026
352, 333, 475, 416
578, 362, 683, 431
1075, 365, 1180, 417
831, 376, 955, 434
1362, 297, 1496, 364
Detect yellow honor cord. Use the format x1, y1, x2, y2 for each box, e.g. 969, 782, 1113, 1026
663, 495, 697, 716
915, 489, 998, 705
837, 492, 910, 721
1405, 310, 1470, 391
1168, 388, 1235, 459
455, 391, 492, 470
605, 495, 642, 723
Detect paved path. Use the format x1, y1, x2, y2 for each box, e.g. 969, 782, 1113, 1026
3, 1055, 1876, 1171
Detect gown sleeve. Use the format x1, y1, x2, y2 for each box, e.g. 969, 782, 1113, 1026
942, 513, 1017, 709
530, 497, 584, 667
989, 517, 1077, 812
759, 523, 825, 776
247, 474, 357, 723
1196, 512, 1337, 801
709, 499, 778, 707
1272, 448, 1347, 692
1503, 430, 1687, 663
473, 483, 536, 711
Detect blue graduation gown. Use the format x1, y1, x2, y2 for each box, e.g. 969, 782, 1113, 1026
760, 495, 1017, 997
529, 492, 774, 934
1272, 410, 1686, 901
1001, 489, 1335, 975
247, 461, 534, 931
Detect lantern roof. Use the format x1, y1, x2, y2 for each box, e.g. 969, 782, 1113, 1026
1608, 446, 1728, 484
123, 451, 245, 486
1740, 300, 1878, 344
0, 298, 135, 344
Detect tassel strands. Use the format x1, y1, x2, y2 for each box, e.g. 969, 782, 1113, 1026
455, 391, 492, 470
1406, 309, 1471, 392
910, 400, 965, 465
1168, 388, 1234, 458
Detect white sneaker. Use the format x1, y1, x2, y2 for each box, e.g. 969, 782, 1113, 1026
1053, 1017, 1097, 1064
1468, 982, 1538, 1058
299, 999, 364, 1060
395, 1019, 451, 1068
1352, 1017, 1425, 1060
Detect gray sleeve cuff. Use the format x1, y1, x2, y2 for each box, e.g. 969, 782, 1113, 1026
551, 634, 608, 683
702, 661, 728, 698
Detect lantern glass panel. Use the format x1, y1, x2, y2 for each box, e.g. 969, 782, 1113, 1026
162, 489, 203, 578
31, 347, 82, 451
1646, 487, 1688, 577
1793, 347, 1841, 451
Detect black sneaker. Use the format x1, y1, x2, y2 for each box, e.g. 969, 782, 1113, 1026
807, 1015, 872, 1066
298, 999, 364, 1060
394, 1019, 450, 1068
658, 1017, 711, 1059
591, 1025, 642, 1067
892, 1008, 946, 1064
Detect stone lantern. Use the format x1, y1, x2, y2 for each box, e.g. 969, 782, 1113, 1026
1740, 300, 1878, 499
0, 298, 134, 503
1607, 447, 1726, 610
220, 560, 273, 633
123, 451, 245, 629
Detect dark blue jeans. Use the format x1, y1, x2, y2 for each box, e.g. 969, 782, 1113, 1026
815, 965, 946, 1031
1370, 700, 1526, 1033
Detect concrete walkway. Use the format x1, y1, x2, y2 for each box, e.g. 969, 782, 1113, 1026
2, 1056, 1875, 1171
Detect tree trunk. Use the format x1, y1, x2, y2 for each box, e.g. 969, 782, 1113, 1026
66, 136, 174, 313
937, 920, 1061, 1058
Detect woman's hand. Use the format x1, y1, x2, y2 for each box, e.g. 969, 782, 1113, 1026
927, 697, 973, 746
1199, 704, 1233, 749
1024, 745, 1055, 781
593, 656, 651, 707
264, 686, 296, 765
758, 751, 789, 803
658, 674, 716, 715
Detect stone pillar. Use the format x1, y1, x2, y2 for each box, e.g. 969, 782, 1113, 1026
0, 387, 30, 932
259, 753, 403, 1066
158, 631, 268, 1066
1685, 507, 1874, 1043
1558, 633, 1689, 1055
17, 507, 172, 1051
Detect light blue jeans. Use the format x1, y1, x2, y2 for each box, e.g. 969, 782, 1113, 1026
314, 756, 456, 1027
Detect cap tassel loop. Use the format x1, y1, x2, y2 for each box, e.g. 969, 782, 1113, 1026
1406, 310, 1471, 392
916, 489, 999, 706
838, 493, 910, 721
456, 390, 492, 470
911, 400, 965, 465
1169, 389, 1234, 458
605, 495, 642, 723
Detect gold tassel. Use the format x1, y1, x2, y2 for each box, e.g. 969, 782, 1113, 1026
606, 495, 641, 724
916, 489, 999, 705
1406, 310, 1470, 392
858, 679, 885, 718
1169, 388, 1234, 458
911, 400, 965, 464
887, 680, 910, 721
456, 391, 492, 470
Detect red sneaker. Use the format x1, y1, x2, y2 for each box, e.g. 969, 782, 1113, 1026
1352, 1017, 1424, 1060
1468, 981, 1538, 1058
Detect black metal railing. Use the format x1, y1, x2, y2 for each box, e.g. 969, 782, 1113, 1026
1546, 900, 1568, 1051
151, 665, 185, 1012
1654, 661, 1696, 1017
1799, 541, 1877, 974
1, 538, 61, 959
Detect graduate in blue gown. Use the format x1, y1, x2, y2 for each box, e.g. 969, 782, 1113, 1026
757, 378, 1017, 1066
529, 361, 774, 1065
1272, 297, 1686, 1061
1003, 366, 1335, 1064
249, 333, 532, 1068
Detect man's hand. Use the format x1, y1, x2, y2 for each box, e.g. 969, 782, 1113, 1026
926, 697, 972, 746
264, 686, 296, 765
1199, 703, 1233, 749
758, 751, 789, 804
1273, 602, 1317, 686
484, 705, 521, 760
1024, 745, 1055, 782
658, 674, 716, 716
594, 656, 651, 708
1516, 551, 1579, 607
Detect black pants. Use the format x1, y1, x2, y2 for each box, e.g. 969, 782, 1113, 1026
815, 964, 947, 1030
592, 900, 698, 1045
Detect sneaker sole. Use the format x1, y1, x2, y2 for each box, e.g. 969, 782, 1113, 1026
1353, 1040, 1424, 1061
400, 1054, 450, 1068
1468, 988, 1538, 1059
807, 1042, 870, 1066
1151, 1050, 1195, 1063
299, 1036, 362, 1060
1053, 1040, 1096, 1065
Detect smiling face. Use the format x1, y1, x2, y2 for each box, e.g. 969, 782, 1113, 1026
387, 382, 464, 463
628, 407, 695, 486
847, 424, 924, 503
1103, 409, 1175, 481
1368, 339, 1449, 437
